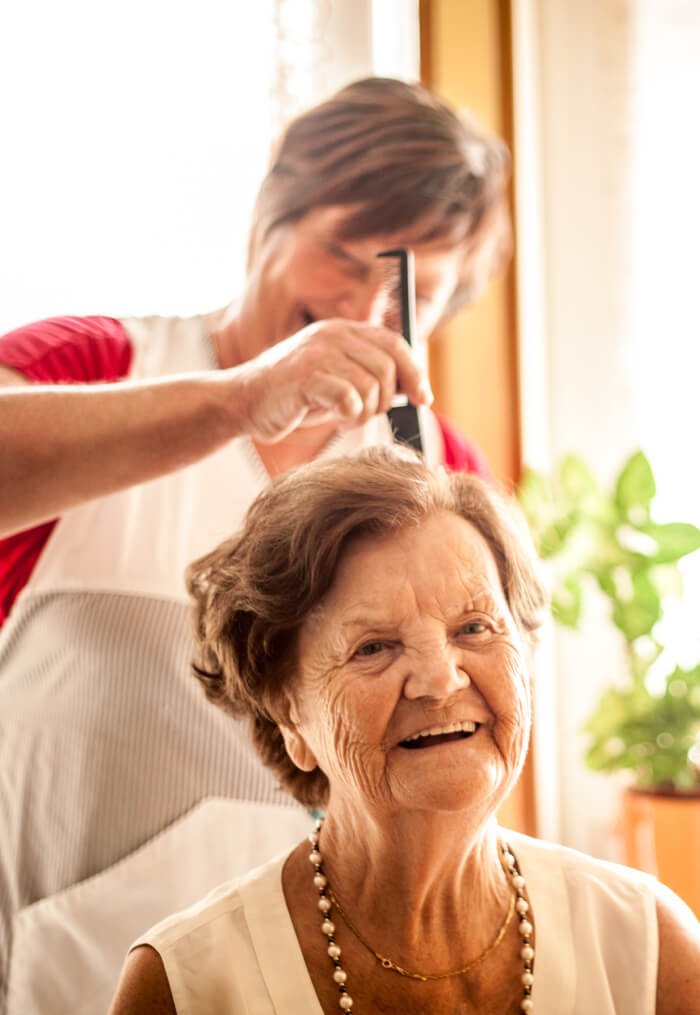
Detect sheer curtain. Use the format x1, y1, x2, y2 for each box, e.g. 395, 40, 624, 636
514, 0, 700, 856
0, 0, 417, 333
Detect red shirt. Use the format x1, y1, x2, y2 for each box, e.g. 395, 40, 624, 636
436, 410, 492, 478
0, 317, 132, 624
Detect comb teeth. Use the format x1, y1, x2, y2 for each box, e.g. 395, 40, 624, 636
376, 248, 416, 346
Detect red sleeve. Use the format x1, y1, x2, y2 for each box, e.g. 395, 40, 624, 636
0, 315, 134, 626
434, 411, 493, 480
0, 315, 132, 382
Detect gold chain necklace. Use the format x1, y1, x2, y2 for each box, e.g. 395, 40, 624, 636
309, 819, 535, 1013
326, 881, 516, 981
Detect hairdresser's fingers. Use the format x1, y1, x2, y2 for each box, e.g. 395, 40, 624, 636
297, 322, 423, 423
380, 333, 433, 408
338, 334, 403, 413
336, 322, 432, 408
308, 319, 432, 408
301, 373, 367, 424
303, 362, 382, 426
230, 353, 362, 441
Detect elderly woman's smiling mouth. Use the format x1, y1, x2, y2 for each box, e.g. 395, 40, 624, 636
398, 718, 482, 749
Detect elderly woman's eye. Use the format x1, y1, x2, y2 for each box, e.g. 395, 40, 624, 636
355, 641, 385, 657
460, 621, 487, 635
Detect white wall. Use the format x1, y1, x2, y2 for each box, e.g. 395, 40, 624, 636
0, 1, 279, 327
0, 0, 418, 334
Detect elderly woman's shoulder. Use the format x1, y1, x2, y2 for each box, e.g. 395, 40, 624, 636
505, 828, 700, 1014
109, 852, 292, 1014
133, 850, 288, 954
505, 827, 658, 896
505, 828, 660, 945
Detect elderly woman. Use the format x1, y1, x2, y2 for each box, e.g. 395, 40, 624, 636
110, 447, 700, 1014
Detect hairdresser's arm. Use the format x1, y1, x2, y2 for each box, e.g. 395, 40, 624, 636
656, 880, 700, 1014
0, 319, 430, 537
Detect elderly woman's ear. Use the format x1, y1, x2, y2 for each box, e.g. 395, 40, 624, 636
277, 696, 318, 773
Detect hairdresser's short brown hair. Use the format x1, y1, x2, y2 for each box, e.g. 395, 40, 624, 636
187, 447, 547, 808
248, 77, 511, 317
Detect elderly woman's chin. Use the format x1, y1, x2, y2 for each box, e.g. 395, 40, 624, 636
377, 729, 527, 824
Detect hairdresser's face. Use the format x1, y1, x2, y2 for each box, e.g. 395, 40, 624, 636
239, 207, 464, 358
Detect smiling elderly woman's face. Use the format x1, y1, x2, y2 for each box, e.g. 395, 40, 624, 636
281, 509, 531, 820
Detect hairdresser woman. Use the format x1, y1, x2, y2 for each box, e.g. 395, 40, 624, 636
110, 447, 700, 1014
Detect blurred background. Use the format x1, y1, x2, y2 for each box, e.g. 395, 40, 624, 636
2, 0, 698, 896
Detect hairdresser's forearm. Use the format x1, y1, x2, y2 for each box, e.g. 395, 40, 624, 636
0, 371, 247, 536
0, 319, 431, 536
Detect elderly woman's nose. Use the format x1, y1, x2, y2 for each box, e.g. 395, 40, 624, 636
403, 647, 470, 700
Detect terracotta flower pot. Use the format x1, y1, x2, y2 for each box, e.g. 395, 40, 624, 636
619, 786, 700, 918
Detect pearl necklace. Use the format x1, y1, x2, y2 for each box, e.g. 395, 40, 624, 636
309, 819, 535, 1012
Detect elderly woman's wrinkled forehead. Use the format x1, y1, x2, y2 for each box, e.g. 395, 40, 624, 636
300, 512, 511, 636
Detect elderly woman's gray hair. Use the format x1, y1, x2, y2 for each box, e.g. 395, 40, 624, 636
187, 446, 548, 807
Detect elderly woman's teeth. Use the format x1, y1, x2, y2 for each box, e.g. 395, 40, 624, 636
401, 720, 478, 747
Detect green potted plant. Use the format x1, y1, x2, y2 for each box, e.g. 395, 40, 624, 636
517, 450, 700, 914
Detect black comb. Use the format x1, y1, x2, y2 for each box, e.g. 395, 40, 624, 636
376, 248, 424, 453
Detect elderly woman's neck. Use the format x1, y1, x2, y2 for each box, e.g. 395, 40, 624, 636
317, 809, 508, 944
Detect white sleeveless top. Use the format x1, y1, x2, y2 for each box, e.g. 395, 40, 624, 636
134, 830, 659, 1015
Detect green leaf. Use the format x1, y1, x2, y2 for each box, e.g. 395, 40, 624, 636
628, 641, 658, 683
615, 451, 656, 520
590, 531, 630, 576
644, 522, 700, 564
611, 570, 661, 641
595, 570, 617, 598
537, 515, 580, 559
559, 455, 598, 502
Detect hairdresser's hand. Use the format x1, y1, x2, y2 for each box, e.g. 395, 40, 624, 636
229, 318, 433, 442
